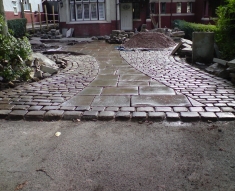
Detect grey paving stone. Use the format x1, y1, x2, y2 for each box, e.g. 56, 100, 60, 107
60, 106, 76, 111
199, 112, 218, 122
61, 96, 95, 107
78, 87, 103, 95
137, 107, 154, 112
12, 105, 30, 110
0, 110, 11, 119
8, 110, 28, 120
120, 107, 135, 112
216, 112, 235, 121
205, 107, 221, 112
28, 106, 43, 111
132, 95, 191, 107
166, 112, 180, 121
189, 107, 205, 112
139, 86, 175, 95
119, 75, 151, 81
148, 112, 165, 121
0, 104, 15, 110
187, 97, 205, 107
42, 106, 60, 111
91, 107, 106, 111
75, 106, 91, 111
88, 79, 117, 87
98, 111, 115, 120
131, 112, 147, 121
44, 110, 64, 121
173, 107, 188, 112
82, 111, 98, 120
105, 107, 119, 112
118, 81, 149, 86
101, 87, 138, 95
155, 107, 172, 112
220, 107, 235, 112
63, 111, 83, 120
115, 111, 131, 121
227, 103, 235, 107
25, 111, 46, 121
92, 96, 130, 107
180, 112, 200, 122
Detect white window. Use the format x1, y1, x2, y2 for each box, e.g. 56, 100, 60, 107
187, 2, 192, 13
12, 1, 18, 15
23, 0, 30, 11
176, 2, 181, 13
70, 0, 105, 21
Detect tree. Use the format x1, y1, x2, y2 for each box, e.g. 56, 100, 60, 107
216, 0, 235, 59
0, 0, 8, 35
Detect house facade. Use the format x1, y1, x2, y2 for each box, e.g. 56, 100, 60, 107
58, 0, 221, 37
3, 0, 43, 23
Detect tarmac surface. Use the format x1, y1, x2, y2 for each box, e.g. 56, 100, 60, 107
0, 41, 235, 122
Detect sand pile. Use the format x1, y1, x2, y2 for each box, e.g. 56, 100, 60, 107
124, 32, 176, 49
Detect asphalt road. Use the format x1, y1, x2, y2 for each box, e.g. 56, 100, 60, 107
0, 120, 235, 191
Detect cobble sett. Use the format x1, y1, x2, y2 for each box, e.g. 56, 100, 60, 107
1, 42, 235, 122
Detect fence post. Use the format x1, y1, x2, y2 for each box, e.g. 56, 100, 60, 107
44, 4, 49, 29
29, 3, 34, 33
38, 4, 42, 31
52, 5, 56, 28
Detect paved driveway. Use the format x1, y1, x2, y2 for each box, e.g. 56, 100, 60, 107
0, 41, 235, 122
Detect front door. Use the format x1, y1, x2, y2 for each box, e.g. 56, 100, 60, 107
120, 3, 133, 31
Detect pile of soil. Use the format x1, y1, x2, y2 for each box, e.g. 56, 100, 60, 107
124, 32, 176, 49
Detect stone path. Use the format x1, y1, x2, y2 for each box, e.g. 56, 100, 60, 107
0, 41, 235, 122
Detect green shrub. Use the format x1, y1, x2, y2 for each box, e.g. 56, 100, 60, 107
216, 0, 235, 60
7, 18, 27, 38
172, 20, 218, 40
0, 16, 32, 82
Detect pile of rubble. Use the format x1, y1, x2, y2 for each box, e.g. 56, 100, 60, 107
171, 38, 193, 57
205, 58, 235, 84
40, 29, 63, 39
123, 32, 176, 49
105, 30, 135, 44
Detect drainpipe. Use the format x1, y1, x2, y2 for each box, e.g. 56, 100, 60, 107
159, 0, 161, 28
116, 0, 118, 30
170, 0, 172, 28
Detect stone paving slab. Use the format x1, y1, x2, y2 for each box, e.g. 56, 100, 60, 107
132, 95, 191, 107
0, 41, 235, 122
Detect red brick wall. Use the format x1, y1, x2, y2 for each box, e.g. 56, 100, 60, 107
59, 21, 117, 37
5, 11, 45, 24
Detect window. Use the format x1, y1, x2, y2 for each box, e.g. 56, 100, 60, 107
23, 0, 30, 11
133, 3, 140, 19
161, 2, 166, 14
187, 2, 192, 13
12, 1, 18, 15
70, 0, 106, 21
150, 3, 155, 14
176, 2, 181, 13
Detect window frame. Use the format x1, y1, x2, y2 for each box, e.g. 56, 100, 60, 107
176, 2, 181, 13
187, 2, 192, 13
23, 0, 30, 11
69, 0, 106, 21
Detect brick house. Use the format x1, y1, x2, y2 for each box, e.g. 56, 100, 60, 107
3, 0, 44, 23
58, 0, 221, 37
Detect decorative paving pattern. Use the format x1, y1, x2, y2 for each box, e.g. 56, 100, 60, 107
0, 41, 235, 122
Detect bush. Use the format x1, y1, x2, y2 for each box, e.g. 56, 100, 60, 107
7, 18, 27, 38
0, 16, 32, 82
172, 20, 218, 40
216, 0, 235, 60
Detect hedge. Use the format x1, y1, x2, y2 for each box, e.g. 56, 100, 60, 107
172, 20, 218, 40
7, 18, 27, 38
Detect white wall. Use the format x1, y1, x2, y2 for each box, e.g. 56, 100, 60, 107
3, 0, 43, 13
